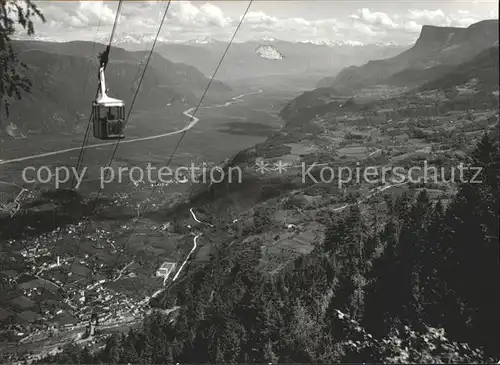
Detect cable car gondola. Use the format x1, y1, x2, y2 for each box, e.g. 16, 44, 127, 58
92, 46, 125, 140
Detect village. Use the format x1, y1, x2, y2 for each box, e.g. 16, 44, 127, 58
0, 215, 190, 348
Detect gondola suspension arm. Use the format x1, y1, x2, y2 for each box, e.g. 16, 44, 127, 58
92, 45, 125, 140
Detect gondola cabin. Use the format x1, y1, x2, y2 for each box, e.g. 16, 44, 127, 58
92, 98, 125, 140
92, 66, 125, 140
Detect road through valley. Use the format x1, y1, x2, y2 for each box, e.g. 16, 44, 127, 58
0, 89, 263, 166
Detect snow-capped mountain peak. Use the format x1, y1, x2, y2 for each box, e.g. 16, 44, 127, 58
14, 32, 409, 49
260, 36, 277, 42
185, 36, 217, 45
299, 39, 365, 47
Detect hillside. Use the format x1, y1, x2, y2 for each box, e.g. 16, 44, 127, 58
318, 19, 499, 91
13, 40, 231, 99
33, 75, 500, 365
280, 48, 499, 129
382, 64, 451, 87
279, 87, 351, 122
283, 20, 499, 124
1, 40, 231, 135
419, 46, 499, 92
2, 22, 499, 363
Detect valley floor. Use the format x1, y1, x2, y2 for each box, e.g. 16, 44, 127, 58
0, 84, 498, 364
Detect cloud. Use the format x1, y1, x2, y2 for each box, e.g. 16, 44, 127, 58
244, 11, 318, 36
245, 11, 280, 28
44, 1, 116, 29
407, 9, 447, 24
349, 8, 398, 30
347, 7, 484, 42
406, 8, 485, 28
167, 1, 231, 28
17, 1, 491, 45
488, 9, 499, 19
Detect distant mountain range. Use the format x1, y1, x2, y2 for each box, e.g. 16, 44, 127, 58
1, 40, 231, 136
104, 34, 407, 48
283, 19, 499, 122
1, 36, 408, 137
5, 20, 496, 138
105, 37, 409, 84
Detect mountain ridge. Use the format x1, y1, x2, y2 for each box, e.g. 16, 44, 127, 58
283, 20, 498, 126
90, 34, 412, 48
150, 39, 408, 83
317, 19, 499, 91
1, 40, 232, 136
53, 36, 408, 84
418, 45, 499, 92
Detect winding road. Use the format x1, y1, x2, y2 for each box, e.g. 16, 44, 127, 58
0, 89, 263, 166
2, 88, 264, 320
329, 181, 409, 213
172, 233, 201, 282
190, 207, 214, 227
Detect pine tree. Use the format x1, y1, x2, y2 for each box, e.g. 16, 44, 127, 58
103, 335, 122, 364
341, 205, 369, 275
1, 0, 45, 118
122, 331, 140, 364
253, 206, 272, 233
363, 220, 400, 336
140, 333, 153, 364
394, 190, 432, 329
235, 286, 268, 361
323, 215, 344, 253
434, 135, 500, 355
420, 200, 451, 325
218, 319, 244, 363
81, 347, 93, 364
264, 339, 279, 363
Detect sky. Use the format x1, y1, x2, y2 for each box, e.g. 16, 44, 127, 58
16, 0, 500, 45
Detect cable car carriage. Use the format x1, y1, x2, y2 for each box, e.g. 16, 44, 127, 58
92, 47, 125, 140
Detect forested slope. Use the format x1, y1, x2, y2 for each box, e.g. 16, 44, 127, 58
36, 134, 500, 364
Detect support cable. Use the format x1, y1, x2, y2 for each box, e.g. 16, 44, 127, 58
62, 0, 172, 288
106, 0, 254, 286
